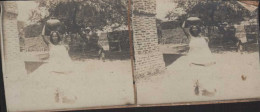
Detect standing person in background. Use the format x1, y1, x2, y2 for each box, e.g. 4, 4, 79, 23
225, 24, 243, 53
79, 27, 105, 60
88, 30, 105, 61
63, 32, 73, 53
88, 30, 99, 51
79, 27, 91, 54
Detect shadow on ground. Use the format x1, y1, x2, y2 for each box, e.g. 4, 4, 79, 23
163, 54, 184, 67
69, 50, 130, 61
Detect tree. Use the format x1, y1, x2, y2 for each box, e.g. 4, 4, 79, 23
31, 0, 129, 33
190, 1, 251, 26
166, 0, 251, 26
170, 0, 201, 22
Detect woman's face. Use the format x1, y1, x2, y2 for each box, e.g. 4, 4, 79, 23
190, 26, 200, 37
191, 27, 199, 33
52, 33, 59, 43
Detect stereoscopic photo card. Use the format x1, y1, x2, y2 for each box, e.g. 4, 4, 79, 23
1, 0, 260, 111
1, 0, 134, 111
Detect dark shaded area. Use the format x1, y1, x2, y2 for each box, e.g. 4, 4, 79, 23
66, 101, 260, 112
103, 51, 130, 61
65, 30, 132, 61
69, 50, 130, 61
25, 62, 46, 74
258, 2, 260, 64
107, 30, 131, 52
24, 24, 44, 38
209, 41, 259, 53
160, 21, 182, 30
0, 53, 7, 112
163, 54, 183, 67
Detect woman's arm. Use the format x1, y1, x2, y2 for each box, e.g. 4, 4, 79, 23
41, 35, 50, 45
41, 25, 50, 45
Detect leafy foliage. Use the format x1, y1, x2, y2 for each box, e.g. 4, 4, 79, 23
166, 0, 253, 26
31, 0, 128, 33
24, 24, 44, 38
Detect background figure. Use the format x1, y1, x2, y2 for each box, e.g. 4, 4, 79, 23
79, 27, 91, 53
79, 28, 105, 60
225, 24, 243, 53
88, 30, 100, 51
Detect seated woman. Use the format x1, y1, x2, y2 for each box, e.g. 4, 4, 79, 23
188, 25, 216, 66
42, 31, 73, 74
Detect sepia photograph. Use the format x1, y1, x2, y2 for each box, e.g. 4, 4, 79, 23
1, 0, 134, 111
132, 0, 260, 104
1, 0, 260, 111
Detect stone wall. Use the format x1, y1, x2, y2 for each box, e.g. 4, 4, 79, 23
132, 0, 165, 79
2, 1, 27, 79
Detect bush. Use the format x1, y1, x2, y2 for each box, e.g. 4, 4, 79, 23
24, 24, 44, 38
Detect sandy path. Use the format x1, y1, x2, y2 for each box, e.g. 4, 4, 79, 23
137, 52, 260, 104
4, 60, 134, 111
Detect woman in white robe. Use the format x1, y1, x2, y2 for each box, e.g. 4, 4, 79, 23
188, 25, 216, 66
40, 31, 73, 74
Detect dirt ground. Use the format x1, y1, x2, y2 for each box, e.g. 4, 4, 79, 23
136, 52, 260, 104
4, 59, 134, 111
